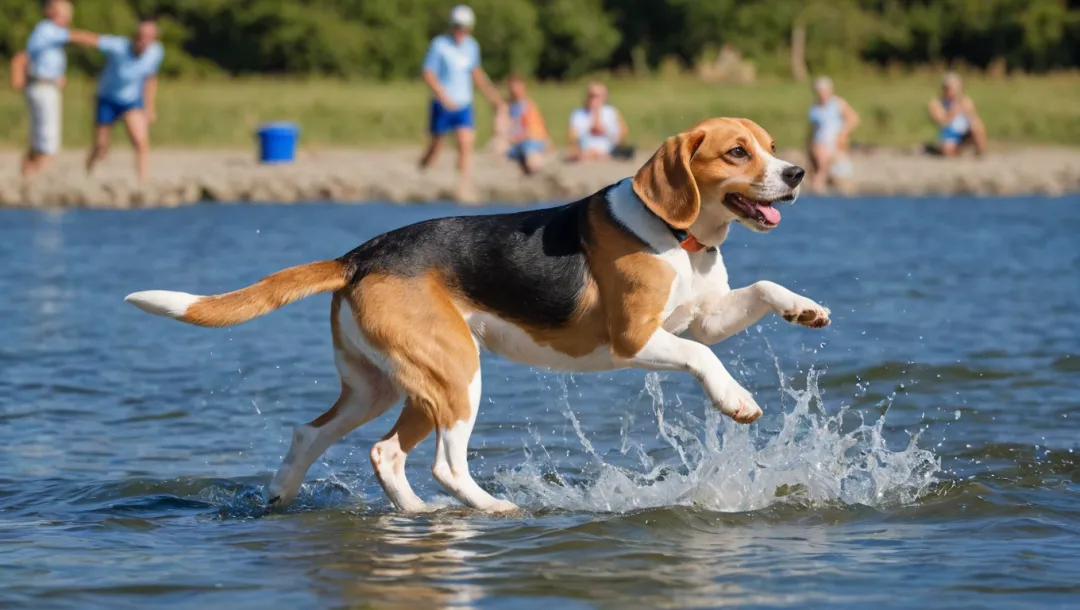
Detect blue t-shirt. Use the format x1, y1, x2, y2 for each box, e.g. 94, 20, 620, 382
96, 36, 164, 105
25, 20, 70, 80
422, 34, 480, 107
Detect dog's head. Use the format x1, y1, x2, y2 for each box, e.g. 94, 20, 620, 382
631, 118, 804, 243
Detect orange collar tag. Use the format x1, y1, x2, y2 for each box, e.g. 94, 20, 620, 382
680, 234, 707, 253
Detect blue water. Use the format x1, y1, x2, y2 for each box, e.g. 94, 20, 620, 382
1, 196, 1079, 609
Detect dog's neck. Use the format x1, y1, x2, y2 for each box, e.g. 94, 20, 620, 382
608, 179, 720, 254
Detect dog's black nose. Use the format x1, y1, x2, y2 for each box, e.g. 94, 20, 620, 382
782, 165, 806, 187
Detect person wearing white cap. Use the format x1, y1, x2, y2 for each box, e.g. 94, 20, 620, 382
419, 4, 503, 201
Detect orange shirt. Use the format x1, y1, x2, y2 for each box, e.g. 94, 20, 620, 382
509, 99, 549, 142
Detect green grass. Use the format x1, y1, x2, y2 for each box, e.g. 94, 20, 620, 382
1, 73, 1078, 149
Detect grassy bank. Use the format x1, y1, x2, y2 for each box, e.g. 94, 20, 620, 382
1, 73, 1078, 150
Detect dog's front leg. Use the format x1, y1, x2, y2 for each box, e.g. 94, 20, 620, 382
619, 330, 762, 423
690, 281, 830, 345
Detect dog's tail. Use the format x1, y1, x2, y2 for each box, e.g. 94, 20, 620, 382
125, 260, 348, 328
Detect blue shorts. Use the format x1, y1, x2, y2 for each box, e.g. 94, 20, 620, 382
429, 100, 474, 135
507, 139, 545, 162
95, 97, 143, 125
940, 126, 969, 145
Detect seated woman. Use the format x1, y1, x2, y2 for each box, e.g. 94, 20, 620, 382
807, 76, 860, 193
928, 72, 987, 157
567, 82, 628, 162
505, 73, 550, 174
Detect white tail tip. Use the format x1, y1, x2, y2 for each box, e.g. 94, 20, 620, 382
125, 290, 202, 320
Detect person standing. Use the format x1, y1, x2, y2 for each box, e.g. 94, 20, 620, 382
10, 0, 98, 178
806, 76, 860, 193
419, 5, 503, 201
85, 18, 164, 183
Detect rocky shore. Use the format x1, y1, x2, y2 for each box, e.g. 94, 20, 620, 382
2, 145, 1079, 209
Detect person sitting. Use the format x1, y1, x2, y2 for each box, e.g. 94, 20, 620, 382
505, 73, 550, 174
566, 82, 629, 162
928, 72, 987, 157
806, 76, 860, 193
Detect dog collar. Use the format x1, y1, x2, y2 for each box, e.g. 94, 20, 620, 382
668, 227, 710, 253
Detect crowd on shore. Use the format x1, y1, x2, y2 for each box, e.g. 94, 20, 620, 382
4, 2, 1072, 209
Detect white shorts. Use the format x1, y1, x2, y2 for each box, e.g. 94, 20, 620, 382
25, 82, 62, 155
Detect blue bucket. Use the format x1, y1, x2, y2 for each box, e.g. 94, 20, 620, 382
256, 122, 299, 164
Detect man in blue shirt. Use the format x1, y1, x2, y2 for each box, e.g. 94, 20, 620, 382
9, 0, 98, 178
84, 18, 165, 183
419, 5, 503, 202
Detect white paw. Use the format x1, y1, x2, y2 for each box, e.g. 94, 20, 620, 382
716, 384, 763, 424
484, 499, 520, 513
781, 296, 831, 329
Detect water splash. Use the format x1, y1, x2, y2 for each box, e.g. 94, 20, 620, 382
496, 368, 940, 513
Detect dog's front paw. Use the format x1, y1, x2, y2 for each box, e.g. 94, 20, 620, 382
781, 296, 830, 329
716, 385, 762, 424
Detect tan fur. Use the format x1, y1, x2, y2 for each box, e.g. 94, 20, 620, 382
631, 129, 707, 229
584, 196, 676, 359
183, 260, 347, 327
350, 272, 479, 430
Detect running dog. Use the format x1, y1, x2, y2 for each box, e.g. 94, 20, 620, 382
126, 117, 830, 513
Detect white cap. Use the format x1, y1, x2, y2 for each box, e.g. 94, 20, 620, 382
450, 5, 475, 28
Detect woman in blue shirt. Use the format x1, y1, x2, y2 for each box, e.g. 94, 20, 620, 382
807, 76, 860, 193
418, 5, 503, 202
85, 19, 164, 183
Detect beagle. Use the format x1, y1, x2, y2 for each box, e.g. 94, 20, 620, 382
126, 117, 830, 513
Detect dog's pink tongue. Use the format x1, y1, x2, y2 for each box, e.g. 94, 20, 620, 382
758, 203, 781, 224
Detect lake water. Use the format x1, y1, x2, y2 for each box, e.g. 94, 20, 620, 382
2, 196, 1079, 609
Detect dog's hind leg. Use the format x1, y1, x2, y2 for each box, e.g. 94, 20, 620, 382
266, 297, 400, 508
370, 398, 434, 512
430, 368, 518, 513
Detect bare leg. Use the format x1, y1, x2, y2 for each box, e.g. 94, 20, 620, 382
371, 399, 434, 512
20, 150, 50, 178
420, 134, 445, 169
122, 109, 151, 182
619, 331, 762, 423
940, 140, 958, 158
691, 281, 830, 345
809, 142, 832, 192
522, 151, 544, 175
267, 355, 399, 507
454, 127, 476, 201
430, 370, 517, 512
86, 124, 112, 176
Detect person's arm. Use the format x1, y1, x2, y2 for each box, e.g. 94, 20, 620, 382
143, 75, 158, 123
9, 51, 28, 90
928, 98, 948, 126
68, 30, 100, 48
420, 39, 458, 110
838, 98, 860, 150
472, 67, 502, 108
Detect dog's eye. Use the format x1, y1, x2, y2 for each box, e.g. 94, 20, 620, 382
770, 142, 776, 153
728, 146, 749, 159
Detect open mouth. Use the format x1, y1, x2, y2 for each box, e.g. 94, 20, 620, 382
723, 192, 794, 227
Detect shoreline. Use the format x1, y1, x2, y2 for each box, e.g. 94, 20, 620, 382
2, 145, 1079, 209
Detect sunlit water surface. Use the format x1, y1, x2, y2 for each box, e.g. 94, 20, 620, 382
2, 196, 1079, 608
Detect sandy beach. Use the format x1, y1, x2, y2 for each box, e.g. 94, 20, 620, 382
2, 145, 1079, 208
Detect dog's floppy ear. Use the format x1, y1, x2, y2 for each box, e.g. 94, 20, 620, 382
631, 129, 707, 229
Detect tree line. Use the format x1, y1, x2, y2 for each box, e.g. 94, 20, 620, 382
2, 0, 1078, 80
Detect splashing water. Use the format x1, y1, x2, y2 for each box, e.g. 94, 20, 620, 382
496, 368, 940, 513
